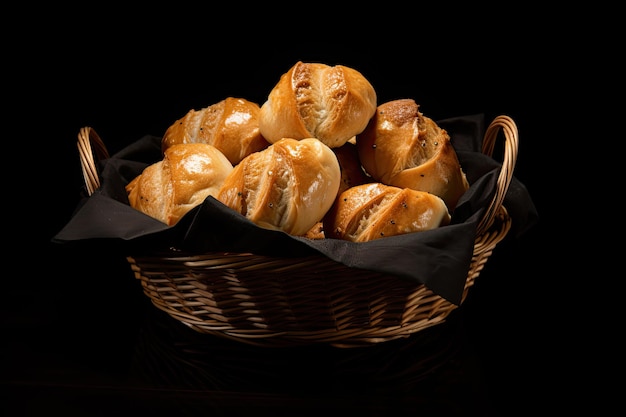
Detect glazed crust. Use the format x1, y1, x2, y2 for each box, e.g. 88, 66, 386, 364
357, 99, 469, 210
161, 97, 270, 165
323, 182, 451, 242
217, 138, 341, 236
126, 143, 234, 225
259, 61, 377, 149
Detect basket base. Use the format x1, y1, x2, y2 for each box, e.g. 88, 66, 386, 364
128, 206, 511, 348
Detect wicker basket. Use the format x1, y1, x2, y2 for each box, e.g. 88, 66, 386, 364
77, 115, 518, 347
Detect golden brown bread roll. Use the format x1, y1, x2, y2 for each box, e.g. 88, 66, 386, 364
323, 183, 451, 242
161, 97, 270, 165
258, 61, 377, 149
356, 99, 469, 210
126, 143, 234, 226
217, 137, 341, 236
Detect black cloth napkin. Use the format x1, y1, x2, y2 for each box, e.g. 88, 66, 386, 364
53, 114, 538, 305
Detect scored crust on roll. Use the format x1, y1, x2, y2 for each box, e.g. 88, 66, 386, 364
161, 97, 270, 165
126, 143, 234, 226
356, 99, 469, 210
323, 182, 451, 242
217, 137, 341, 236
258, 61, 377, 149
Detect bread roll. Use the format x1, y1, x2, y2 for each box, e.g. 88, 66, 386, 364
217, 137, 341, 236
126, 143, 234, 226
324, 183, 451, 242
356, 99, 469, 210
161, 97, 270, 165
258, 61, 377, 148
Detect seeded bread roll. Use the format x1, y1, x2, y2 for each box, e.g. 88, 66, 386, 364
161, 97, 270, 165
356, 99, 469, 210
258, 61, 377, 148
217, 137, 341, 236
126, 143, 234, 226
323, 182, 451, 242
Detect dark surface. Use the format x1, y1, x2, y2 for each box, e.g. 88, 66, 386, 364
5, 33, 582, 416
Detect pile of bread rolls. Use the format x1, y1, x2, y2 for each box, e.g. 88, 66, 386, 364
126, 61, 469, 242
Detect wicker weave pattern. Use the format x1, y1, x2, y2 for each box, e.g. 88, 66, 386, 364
77, 115, 518, 347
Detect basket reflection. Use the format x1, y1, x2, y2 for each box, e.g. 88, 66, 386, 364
130, 305, 467, 395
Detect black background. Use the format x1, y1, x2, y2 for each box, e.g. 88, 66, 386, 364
4, 16, 588, 416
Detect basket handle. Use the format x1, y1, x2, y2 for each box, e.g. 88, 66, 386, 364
475, 115, 519, 236
77, 126, 109, 196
